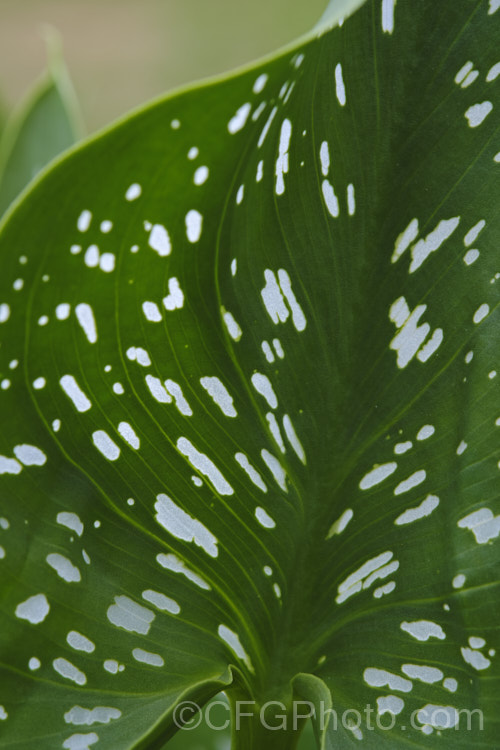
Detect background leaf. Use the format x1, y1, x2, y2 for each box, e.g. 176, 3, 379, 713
0, 0, 499, 748
0, 30, 83, 217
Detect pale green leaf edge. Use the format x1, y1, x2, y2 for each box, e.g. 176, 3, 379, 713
314, 0, 367, 30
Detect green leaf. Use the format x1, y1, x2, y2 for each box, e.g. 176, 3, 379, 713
0, 31, 83, 218
163, 693, 316, 750
0, 0, 499, 748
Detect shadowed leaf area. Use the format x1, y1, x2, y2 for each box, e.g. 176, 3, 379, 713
0, 0, 499, 748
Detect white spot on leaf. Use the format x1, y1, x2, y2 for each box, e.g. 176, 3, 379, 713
275, 119, 292, 196
359, 462, 397, 490
377, 696, 404, 715
337, 552, 395, 603
464, 248, 480, 265
46, 553, 81, 583
417, 424, 435, 440
200, 377, 237, 417
53, 658, 86, 685
253, 74, 268, 94
228, 103, 252, 134
417, 328, 443, 362
322, 179, 339, 217
60, 375, 92, 413
277, 269, 306, 331
455, 61, 473, 85
221, 307, 242, 341
143, 301, 162, 322
64, 706, 121, 725
394, 469, 426, 496
235, 453, 267, 492
347, 183, 356, 215
258, 106, 278, 148
465, 101, 493, 127
334, 63, 346, 106
177, 437, 234, 495
486, 62, 500, 82
266, 412, 285, 452
194, 166, 209, 186
473, 303, 489, 324
157, 553, 210, 590
132, 648, 164, 667
155, 493, 218, 557
319, 141, 330, 176
77, 210, 92, 232
106, 595, 155, 634
84, 245, 99, 268
464, 219, 486, 246
163, 277, 184, 311
251, 373, 278, 408
13, 444, 46, 466
142, 589, 180, 614
0, 303, 10, 323
67, 631, 95, 653
327, 509, 353, 538
401, 620, 445, 641
410, 218, 460, 273
218, 624, 254, 672
381, 0, 397, 33
282, 414, 306, 463
255, 507, 276, 529
56, 303, 71, 320
165, 380, 193, 416
75, 304, 97, 344
395, 495, 439, 525
127, 346, 151, 366
125, 183, 142, 201
416, 705, 458, 730
15, 594, 50, 624
457, 508, 500, 544
148, 224, 171, 256
402, 665, 443, 683
185, 210, 203, 243
63, 734, 98, 750
261, 449, 287, 491
145, 375, 171, 404
390, 301, 433, 368
92, 430, 120, 461
443, 678, 458, 692
0, 456, 22, 475
117, 422, 140, 450
394, 441, 412, 455
363, 668, 411, 693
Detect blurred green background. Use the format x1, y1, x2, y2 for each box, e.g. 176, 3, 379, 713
0, 0, 326, 132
